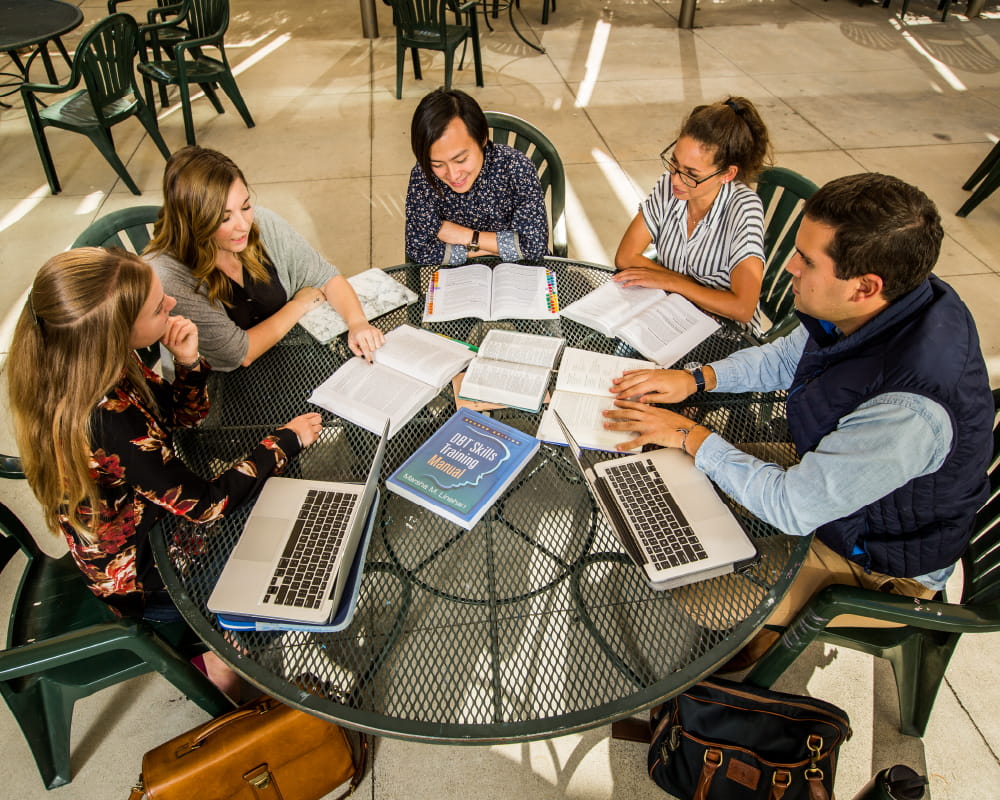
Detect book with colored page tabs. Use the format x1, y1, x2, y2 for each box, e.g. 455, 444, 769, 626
422, 262, 559, 322
561, 280, 719, 367
386, 408, 539, 530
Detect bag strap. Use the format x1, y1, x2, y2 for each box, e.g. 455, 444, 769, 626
128, 730, 369, 800
807, 772, 830, 800
692, 748, 722, 800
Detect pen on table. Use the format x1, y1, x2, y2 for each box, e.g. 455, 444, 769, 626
433, 332, 479, 352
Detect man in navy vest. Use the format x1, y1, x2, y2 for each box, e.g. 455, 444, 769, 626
604, 173, 993, 668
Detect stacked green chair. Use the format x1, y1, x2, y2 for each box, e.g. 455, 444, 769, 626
137, 0, 254, 146
485, 111, 567, 258
745, 388, 1000, 737
20, 13, 171, 196
753, 167, 819, 343
388, 0, 484, 99
109, 0, 190, 78
0, 476, 232, 788
957, 140, 1000, 218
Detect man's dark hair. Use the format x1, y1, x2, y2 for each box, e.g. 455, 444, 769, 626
803, 173, 943, 302
410, 88, 489, 190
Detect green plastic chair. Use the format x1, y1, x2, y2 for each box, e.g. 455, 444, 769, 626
137, 0, 254, 146
388, 0, 484, 99
19, 13, 172, 196
109, 0, 190, 80
485, 111, 567, 259
745, 388, 1000, 737
71, 203, 161, 251
957, 140, 1000, 218
0, 479, 232, 788
753, 167, 819, 343
71, 204, 163, 366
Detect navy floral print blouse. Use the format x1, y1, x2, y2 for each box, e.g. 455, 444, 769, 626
405, 141, 549, 265
59, 355, 300, 617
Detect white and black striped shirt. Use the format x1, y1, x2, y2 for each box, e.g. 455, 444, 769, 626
641, 176, 765, 331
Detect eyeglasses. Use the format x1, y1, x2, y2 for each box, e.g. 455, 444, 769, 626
659, 140, 726, 188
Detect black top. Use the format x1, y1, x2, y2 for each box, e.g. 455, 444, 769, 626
224, 258, 287, 329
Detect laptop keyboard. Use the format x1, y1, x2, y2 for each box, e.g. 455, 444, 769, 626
601, 459, 707, 571
262, 489, 357, 609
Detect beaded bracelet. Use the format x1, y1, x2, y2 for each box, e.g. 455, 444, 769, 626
175, 354, 202, 370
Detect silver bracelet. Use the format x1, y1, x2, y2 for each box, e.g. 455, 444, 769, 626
675, 425, 699, 456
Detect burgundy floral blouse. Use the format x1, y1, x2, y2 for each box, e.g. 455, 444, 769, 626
58, 356, 301, 617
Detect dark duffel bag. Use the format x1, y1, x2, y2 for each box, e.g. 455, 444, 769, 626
648, 677, 851, 800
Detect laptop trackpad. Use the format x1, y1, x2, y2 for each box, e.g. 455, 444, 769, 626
676, 480, 730, 524
232, 517, 288, 563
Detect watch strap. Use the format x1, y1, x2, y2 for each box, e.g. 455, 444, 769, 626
689, 367, 705, 393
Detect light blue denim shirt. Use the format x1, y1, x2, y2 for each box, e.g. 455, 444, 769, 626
695, 324, 955, 590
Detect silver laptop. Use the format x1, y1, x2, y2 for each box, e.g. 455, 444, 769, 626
208, 421, 389, 624
552, 410, 756, 590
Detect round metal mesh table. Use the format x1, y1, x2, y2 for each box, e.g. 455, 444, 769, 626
153, 257, 809, 742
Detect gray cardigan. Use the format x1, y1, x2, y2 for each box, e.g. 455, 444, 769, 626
148, 207, 338, 371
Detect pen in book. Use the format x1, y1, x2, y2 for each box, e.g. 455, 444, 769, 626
433, 333, 479, 352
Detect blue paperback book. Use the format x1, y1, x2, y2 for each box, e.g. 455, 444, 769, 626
386, 409, 539, 529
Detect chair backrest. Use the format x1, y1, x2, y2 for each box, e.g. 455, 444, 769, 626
71, 205, 162, 251
74, 14, 144, 120
753, 167, 819, 336
485, 111, 568, 258
180, 0, 230, 40
391, 0, 451, 39
962, 388, 1000, 608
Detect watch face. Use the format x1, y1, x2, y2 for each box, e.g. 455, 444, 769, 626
683, 361, 702, 372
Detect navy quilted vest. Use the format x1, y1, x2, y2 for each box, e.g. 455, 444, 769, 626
786, 277, 992, 577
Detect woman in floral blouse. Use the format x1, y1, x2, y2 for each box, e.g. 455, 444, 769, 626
405, 88, 549, 265
7, 248, 323, 696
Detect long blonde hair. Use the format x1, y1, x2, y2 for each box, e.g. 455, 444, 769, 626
8, 248, 154, 541
145, 145, 270, 307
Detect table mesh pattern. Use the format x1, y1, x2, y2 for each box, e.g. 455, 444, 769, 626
159, 260, 807, 742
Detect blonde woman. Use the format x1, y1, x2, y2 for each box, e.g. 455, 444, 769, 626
7, 248, 323, 697
146, 146, 384, 371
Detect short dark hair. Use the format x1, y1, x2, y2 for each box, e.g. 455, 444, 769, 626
679, 96, 772, 183
410, 88, 489, 189
803, 173, 943, 301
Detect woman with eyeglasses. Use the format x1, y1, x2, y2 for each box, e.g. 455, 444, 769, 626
613, 96, 772, 330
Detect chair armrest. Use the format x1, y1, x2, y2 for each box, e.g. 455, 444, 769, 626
0, 455, 25, 480
0, 621, 148, 680
800, 584, 1000, 634
147, 2, 185, 23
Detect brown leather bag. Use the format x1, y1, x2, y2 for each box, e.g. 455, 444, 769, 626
128, 695, 367, 800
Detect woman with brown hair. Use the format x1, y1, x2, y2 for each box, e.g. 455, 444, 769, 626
613, 96, 773, 330
146, 145, 383, 371
7, 248, 324, 695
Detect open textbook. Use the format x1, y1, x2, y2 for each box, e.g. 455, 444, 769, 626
536, 348, 654, 452
456, 330, 564, 412
422, 262, 559, 322
561, 281, 719, 367
298, 268, 419, 344
308, 325, 475, 437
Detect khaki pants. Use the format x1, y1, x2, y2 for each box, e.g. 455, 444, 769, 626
768, 538, 937, 629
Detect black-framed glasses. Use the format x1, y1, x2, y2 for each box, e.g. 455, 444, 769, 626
659, 140, 726, 188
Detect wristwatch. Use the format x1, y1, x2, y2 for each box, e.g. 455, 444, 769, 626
469, 230, 480, 250
684, 361, 705, 393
